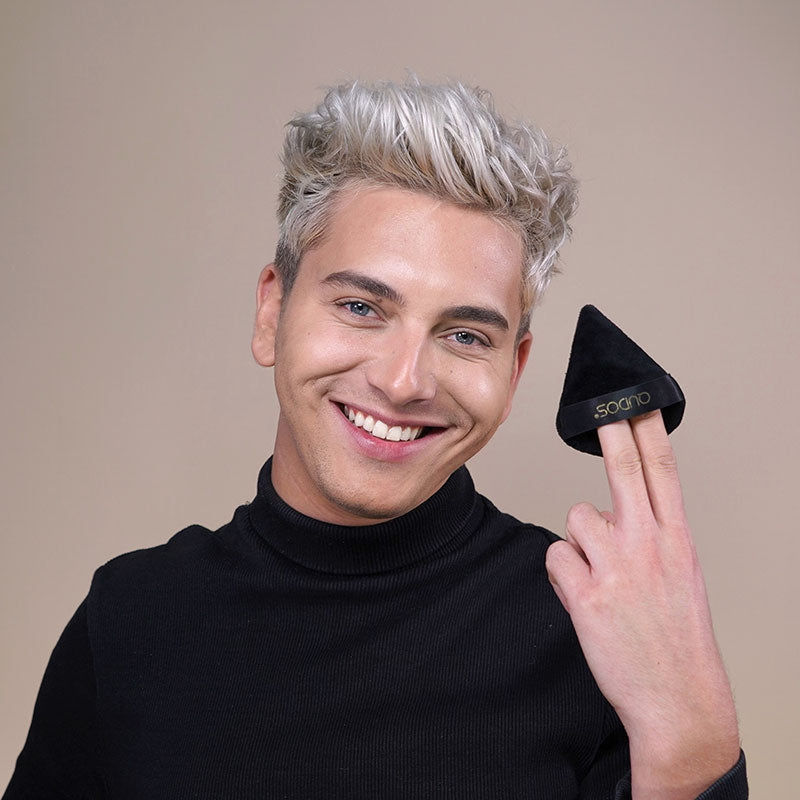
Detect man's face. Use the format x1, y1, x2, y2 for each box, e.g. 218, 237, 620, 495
252, 184, 532, 525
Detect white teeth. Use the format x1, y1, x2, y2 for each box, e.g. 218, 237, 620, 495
372, 420, 389, 439
342, 405, 425, 442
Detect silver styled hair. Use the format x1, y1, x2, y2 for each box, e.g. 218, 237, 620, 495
275, 76, 578, 334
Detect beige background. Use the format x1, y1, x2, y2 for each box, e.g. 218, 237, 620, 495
2, 0, 798, 794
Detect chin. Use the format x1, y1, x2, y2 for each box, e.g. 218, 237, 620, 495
323, 490, 417, 523
317, 473, 434, 523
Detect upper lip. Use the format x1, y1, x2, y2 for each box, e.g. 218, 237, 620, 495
337, 401, 447, 430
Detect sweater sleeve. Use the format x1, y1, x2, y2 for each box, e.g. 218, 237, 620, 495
611, 750, 748, 800
3, 599, 106, 799
579, 704, 748, 799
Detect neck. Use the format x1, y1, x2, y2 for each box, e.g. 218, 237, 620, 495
249, 457, 482, 574
271, 448, 395, 527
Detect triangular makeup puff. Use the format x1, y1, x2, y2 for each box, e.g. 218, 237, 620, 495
556, 305, 685, 456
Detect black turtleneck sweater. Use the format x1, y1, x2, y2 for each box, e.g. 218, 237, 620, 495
5, 461, 747, 799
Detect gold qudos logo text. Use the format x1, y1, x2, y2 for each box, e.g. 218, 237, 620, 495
594, 391, 651, 419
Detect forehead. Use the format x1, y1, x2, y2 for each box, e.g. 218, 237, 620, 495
303, 184, 525, 317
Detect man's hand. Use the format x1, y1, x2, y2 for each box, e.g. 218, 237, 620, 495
545, 410, 740, 799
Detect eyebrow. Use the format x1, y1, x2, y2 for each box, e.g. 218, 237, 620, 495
321, 270, 404, 305
321, 269, 509, 332
442, 305, 509, 332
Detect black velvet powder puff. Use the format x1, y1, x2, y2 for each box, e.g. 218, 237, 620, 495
556, 305, 685, 456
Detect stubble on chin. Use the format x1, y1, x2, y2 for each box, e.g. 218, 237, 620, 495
316, 478, 417, 524
313, 461, 451, 525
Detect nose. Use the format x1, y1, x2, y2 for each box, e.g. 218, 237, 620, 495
365, 330, 437, 407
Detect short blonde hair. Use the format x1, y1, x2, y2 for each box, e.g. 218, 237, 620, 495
274, 75, 578, 333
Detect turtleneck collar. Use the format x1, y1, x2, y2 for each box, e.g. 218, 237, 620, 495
247, 458, 484, 575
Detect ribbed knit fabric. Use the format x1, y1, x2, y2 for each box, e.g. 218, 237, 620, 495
4, 460, 747, 799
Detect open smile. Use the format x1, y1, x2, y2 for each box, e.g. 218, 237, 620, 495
339, 404, 439, 442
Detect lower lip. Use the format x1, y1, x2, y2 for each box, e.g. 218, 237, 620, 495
333, 404, 444, 463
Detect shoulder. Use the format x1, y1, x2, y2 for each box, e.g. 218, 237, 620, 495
474, 493, 564, 577
480, 494, 563, 547
86, 522, 233, 623
84, 522, 241, 662
92, 524, 218, 587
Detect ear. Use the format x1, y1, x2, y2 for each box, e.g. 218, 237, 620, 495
251, 264, 283, 367
500, 330, 533, 424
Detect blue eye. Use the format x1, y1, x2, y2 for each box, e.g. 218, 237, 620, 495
453, 331, 477, 345
345, 301, 373, 317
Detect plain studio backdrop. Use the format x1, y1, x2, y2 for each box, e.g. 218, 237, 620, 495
1, 0, 798, 795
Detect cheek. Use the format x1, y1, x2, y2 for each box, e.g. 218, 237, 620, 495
447, 367, 513, 428
275, 320, 369, 386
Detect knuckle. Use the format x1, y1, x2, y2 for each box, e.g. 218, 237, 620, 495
545, 540, 560, 562
545, 540, 568, 572
665, 530, 700, 571
584, 577, 616, 613
646, 447, 679, 475
614, 447, 643, 476
566, 501, 595, 529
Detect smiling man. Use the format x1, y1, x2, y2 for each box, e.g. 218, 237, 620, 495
5, 78, 747, 799
254, 185, 530, 525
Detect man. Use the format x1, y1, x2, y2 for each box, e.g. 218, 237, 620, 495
5, 77, 747, 798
